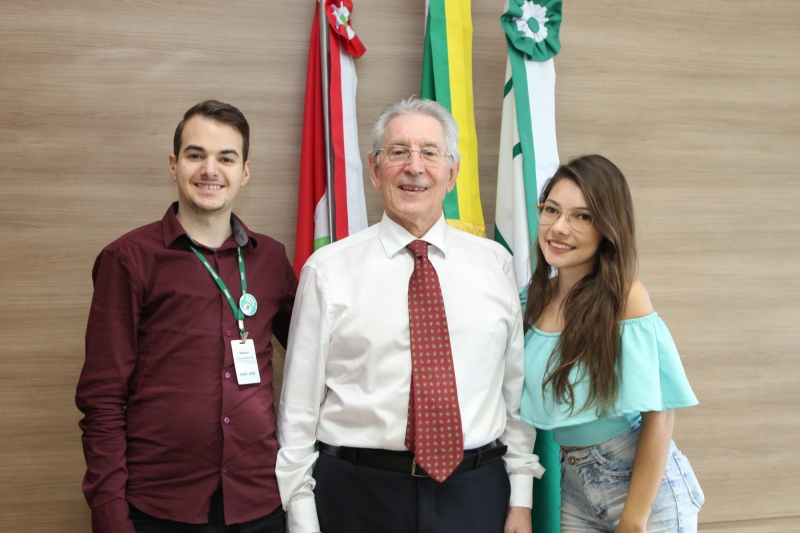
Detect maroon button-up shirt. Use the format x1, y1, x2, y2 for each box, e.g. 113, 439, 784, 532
76, 203, 297, 533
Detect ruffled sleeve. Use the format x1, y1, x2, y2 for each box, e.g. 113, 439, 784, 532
520, 313, 698, 430
617, 314, 698, 413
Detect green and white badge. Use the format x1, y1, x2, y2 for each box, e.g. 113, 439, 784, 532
239, 293, 258, 316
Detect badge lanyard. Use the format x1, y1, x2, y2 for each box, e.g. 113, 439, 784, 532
182, 238, 257, 341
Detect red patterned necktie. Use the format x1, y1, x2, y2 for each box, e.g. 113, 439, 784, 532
405, 239, 464, 482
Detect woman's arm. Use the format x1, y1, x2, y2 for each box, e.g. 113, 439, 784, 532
616, 410, 675, 533
623, 279, 654, 319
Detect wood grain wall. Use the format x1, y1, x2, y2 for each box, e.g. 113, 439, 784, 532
0, 1, 797, 531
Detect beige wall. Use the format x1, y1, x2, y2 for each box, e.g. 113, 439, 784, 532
1, 1, 797, 531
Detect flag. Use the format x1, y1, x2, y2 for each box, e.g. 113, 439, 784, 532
421, 0, 486, 237
496, 1, 562, 531
293, 0, 368, 276
495, 0, 561, 286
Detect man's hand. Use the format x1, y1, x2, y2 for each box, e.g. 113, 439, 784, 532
504, 506, 532, 533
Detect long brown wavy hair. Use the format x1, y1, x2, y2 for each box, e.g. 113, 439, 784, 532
523, 155, 637, 416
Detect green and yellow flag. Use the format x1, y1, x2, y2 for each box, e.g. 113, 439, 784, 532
421, 0, 485, 237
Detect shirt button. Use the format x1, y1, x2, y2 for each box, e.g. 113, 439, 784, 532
226, 329, 232, 337
223, 417, 230, 424
221, 466, 227, 473
224, 372, 231, 379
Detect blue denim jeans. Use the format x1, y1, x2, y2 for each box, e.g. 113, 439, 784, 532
559, 422, 704, 532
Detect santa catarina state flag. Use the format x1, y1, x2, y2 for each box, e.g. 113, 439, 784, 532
293, 0, 368, 276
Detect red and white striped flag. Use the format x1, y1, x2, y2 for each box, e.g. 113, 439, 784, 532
293, 0, 367, 276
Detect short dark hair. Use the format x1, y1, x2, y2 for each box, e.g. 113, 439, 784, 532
173, 100, 250, 161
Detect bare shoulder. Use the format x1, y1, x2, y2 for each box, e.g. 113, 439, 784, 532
622, 278, 655, 320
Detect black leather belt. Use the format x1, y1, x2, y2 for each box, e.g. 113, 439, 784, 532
319, 440, 508, 478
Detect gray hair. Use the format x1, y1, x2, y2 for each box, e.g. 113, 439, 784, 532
370, 97, 461, 163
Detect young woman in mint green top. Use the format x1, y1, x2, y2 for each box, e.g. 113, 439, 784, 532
521, 155, 704, 533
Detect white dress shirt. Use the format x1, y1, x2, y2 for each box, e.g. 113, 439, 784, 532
276, 213, 544, 533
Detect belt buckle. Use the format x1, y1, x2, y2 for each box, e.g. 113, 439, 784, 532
411, 459, 428, 478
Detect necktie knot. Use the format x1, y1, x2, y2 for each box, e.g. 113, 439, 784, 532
407, 239, 429, 259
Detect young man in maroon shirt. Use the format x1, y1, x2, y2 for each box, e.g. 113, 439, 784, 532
76, 100, 296, 533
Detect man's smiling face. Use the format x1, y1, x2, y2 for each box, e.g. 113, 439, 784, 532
169, 115, 250, 216
368, 113, 458, 238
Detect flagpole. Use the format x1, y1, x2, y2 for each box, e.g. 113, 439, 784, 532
318, 0, 337, 243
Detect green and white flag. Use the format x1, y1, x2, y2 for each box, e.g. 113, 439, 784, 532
495, 2, 562, 532
495, 0, 561, 288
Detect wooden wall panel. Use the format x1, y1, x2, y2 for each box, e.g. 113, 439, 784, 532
0, 1, 798, 531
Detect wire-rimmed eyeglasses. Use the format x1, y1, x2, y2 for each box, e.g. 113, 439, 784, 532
377, 144, 451, 165
535, 203, 594, 232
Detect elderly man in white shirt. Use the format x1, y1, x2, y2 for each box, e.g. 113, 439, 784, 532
276, 98, 543, 533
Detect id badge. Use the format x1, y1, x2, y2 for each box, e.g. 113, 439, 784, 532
231, 339, 261, 385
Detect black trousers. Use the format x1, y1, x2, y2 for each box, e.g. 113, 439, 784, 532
128, 488, 285, 533
314, 452, 511, 533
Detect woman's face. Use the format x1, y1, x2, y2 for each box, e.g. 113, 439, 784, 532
538, 179, 603, 278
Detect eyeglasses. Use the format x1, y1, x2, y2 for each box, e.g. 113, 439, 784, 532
535, 203, 594, 232
378, 144, 451, 165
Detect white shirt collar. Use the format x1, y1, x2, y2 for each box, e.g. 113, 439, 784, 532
378, 212, 451, 259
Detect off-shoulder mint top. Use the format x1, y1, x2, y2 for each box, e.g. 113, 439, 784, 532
520, 293, 698, 447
